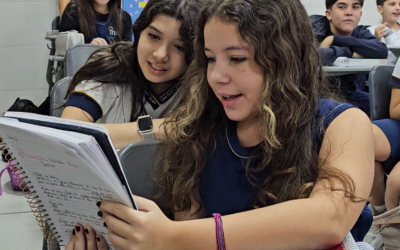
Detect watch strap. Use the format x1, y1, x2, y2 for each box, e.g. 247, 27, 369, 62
140, 130, 155, 141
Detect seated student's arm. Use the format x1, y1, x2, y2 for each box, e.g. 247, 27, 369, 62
98, 108, 374, 250
59, 2, 79, 32
168, 108, 374, 250
318, 46, 353, 65
61, 82, 116, 123
58, 0, 70, 17
104, 118, 166, 149
121, 11, 133, 42
389, 60, 400, 120
331, 29, 388, 59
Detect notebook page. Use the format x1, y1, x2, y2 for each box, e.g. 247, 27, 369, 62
3, 112, 137, 208
0, 120, 131, 250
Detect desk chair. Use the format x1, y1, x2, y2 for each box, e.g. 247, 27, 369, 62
369, 65, 395, 121
45, 16, 61, 93
49, 77, 71, 117
118, 140, 163, 200
64, 44, 109, 77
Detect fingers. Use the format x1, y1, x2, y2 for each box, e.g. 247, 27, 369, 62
85, 226, 97, 250
100, 201, 136, 224
74, 224, 86, 250
96, 234, 108, 250
108, 230, 128, 250
133, 195, 157, 212
90, 38, 108, 45
65, 233, 75, 250
101, 210, 132, 239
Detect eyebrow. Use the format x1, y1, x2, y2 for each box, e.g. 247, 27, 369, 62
204, 46, 248, 52
147, 25, 183, 41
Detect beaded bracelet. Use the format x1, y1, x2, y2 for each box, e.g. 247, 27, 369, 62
212, 213, 226, 250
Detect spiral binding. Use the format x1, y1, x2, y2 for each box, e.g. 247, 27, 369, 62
0, 135, 62, 247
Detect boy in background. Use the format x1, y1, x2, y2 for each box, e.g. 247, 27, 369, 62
369, 0, 400, 43
310, 0, 388, 115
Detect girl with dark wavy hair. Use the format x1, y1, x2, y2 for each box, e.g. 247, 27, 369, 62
61, 0, 202, 149
67, 0, 374, 249
59, 0, 132, 44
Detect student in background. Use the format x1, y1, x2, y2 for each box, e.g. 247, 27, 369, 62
59, 0, 132, 44
366, 58, 400, 248
310, 0, 388, 115
66, 0, 374, 249
58, 0, 70, 16
61, 0, 202, 148
368, 0, 400, 43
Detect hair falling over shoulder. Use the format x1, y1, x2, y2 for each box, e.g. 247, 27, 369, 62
154, 0, 360, 214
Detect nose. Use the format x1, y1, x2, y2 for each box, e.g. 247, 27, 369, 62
152, 44, 169, 63
208, 60, 231, 85
344, 8, 353, 16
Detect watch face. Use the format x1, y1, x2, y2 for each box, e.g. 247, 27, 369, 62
138, 116, 153, 131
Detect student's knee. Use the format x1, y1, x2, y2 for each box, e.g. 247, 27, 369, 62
387, 162, 400, 190
372, 124, 391, 161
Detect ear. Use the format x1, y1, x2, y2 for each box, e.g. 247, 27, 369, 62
377, 5, 383, 15
326, 9, 332, 21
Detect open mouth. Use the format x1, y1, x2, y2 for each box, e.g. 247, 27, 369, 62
222, 94, 242, 100
148, 62, 167, 71
221, 94, 243, 107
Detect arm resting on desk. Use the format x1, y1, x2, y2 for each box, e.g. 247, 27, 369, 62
319, 46, 353, 65
332, 33, 388, 59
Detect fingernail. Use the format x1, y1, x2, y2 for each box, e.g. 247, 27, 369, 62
85, 228, 89, 234
103, 222, 107, 228
96, 201, 101, 207
97, 210, 103, 217
73, 229, 75, 235
75, 226, 80, 232
96, 236, 100, 242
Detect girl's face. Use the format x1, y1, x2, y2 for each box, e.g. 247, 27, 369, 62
137, 15, 188, 84
205, 18, 264, 123
94, 0, 110, 6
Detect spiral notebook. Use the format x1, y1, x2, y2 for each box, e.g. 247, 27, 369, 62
0, 112, 137, 250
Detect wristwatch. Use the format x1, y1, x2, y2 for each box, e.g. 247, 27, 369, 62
137, 115, 154, 141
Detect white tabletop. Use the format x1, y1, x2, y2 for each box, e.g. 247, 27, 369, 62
0, 160, 44, 249
322, 66, 373, 76
0, 212, 44, 249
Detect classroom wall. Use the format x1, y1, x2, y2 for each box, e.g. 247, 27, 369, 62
0, 0, 57, 113
0, 1, 385, 113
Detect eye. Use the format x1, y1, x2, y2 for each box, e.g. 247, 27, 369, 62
174, 44, 184, 52
230, 57, 247, 63
148, 33, 160, 40
206, 57, 216, 63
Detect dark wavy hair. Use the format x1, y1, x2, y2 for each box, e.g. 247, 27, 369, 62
66, 0, 203, 121
155, 0, 358, 213
74, 0, 123, 41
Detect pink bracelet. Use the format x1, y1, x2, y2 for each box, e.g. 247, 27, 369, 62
213, 213, 226, 250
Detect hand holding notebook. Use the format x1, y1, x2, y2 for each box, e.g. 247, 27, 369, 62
0, 112, 136, 250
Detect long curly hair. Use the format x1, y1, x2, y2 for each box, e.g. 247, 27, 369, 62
66, 0, 203, 121
155, 0, 358, 213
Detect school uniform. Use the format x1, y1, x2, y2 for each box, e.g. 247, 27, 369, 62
64, 81, 182, 123
59, 2, 132, 44
372, 59, 400, 174
199, 99, 372, 242
310, 15, 388, 115
367, 24, 399, 65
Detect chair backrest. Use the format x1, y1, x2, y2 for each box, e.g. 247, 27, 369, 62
369, 65, 395, 120
49, 77, 72, 117
118, 140, 164, 200
64, 44, 109, 77
52, 16, 60, 30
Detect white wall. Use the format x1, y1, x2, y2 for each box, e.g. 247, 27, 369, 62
0, 0, 57, 113
301, 0, 382, 25
0, 1, 385, 113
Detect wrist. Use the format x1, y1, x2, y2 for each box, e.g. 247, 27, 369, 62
153, 118, 166, 140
